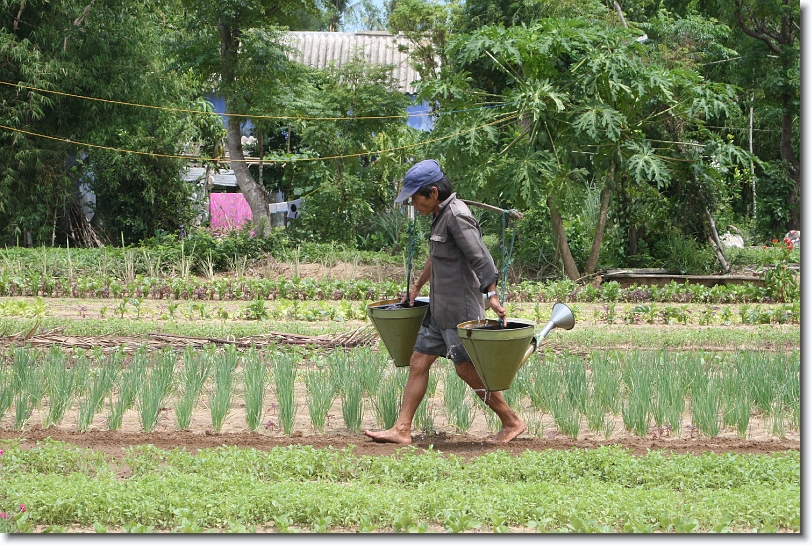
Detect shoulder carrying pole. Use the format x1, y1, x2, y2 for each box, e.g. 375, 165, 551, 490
460, 199, 523, 220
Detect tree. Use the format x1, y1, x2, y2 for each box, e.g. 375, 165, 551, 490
387, 0, 460, 82
699, 0, 801, 232
420, 15, 751, 279
173, 0, 317, 236
277, 55, 412, 245
0, 0, 200, 246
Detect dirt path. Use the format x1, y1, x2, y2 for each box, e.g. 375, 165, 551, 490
1, 425, 798, 461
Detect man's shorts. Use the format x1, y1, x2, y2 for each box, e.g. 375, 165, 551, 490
413, 312, 471, 364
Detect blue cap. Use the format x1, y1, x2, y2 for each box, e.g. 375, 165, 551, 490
394, 160, 444, 203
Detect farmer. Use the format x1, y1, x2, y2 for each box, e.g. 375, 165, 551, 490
364, 160, 526, 444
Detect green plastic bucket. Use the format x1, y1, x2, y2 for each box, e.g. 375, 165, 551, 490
367, 298, 429, 367
457, 318, 537, 391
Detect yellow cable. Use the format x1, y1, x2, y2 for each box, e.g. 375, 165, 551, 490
0, 80, 415, 121
0, 112, 518, 163
0, 80, 511, 121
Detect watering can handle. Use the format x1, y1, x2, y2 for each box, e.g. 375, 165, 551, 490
520, 335, 538, 367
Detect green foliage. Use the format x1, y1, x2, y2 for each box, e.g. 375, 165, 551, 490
0, 0, 204, 247
0, 440, 799, 532
142, 226, 291, 274
651, 232, 716, 274
279, 56, 413, 246
86, 148, 194, 245
758, 240, 798, 303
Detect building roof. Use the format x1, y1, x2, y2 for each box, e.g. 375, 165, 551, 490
286, 31, 420, 94
183, 166, 237, 188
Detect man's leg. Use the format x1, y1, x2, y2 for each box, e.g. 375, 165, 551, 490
454, 360, 527, 443
364, 351, 438, 444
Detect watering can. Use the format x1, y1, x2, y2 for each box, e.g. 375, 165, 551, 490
367, 297, 429, 367
457, 303, 575, 391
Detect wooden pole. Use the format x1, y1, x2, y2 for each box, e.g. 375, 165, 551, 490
460, 199, 524, 220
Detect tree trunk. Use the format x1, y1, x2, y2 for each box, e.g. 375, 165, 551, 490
780, 105, 800, 229
219, 23, 273, 236
704, 206, 730, 273
584, 162, 614, 275
547, 195, 581, 281
629, 225, 639, 266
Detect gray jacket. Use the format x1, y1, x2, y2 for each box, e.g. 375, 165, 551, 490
427, 194, 499, 329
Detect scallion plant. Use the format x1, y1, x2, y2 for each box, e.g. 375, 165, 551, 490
414, 368, 439, 434
12, 346, 44, 430
209, 346, 237, 433
357, 347, 385, 396
443, 363, 474, 433
372, 369, 404, 429
42, 346, 76, 428
621, 353, 653, 437
77, 350, 119, 432
690, 375, 722, 437
174, 346, 213, 430
0, 363, 13, 422
138, 348, 176, 432
304, 368, 335, 433
273, 349, 299, 435
328, 349, 363, 433
243, 347, 268, 432
108, 347, 147, 430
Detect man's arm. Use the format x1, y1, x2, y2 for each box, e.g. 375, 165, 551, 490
485, 282, 506, 322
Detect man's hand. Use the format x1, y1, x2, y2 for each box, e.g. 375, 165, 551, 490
488, 293, 506, 324
402, 285, 421, 307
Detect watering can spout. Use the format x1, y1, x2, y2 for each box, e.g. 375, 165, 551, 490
539, 302, 575, 340
520, 303, 575, 366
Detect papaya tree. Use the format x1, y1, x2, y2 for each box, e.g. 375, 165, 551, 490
419, 16, 752, 279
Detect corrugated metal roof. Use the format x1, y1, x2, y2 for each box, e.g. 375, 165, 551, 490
286, 31, 420, 94
183, 166, 238, 187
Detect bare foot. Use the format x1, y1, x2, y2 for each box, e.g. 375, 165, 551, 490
364, 429, 412, 444
486, 421, 527, 443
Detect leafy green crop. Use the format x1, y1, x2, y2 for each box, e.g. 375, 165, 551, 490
0, 441, 799, 533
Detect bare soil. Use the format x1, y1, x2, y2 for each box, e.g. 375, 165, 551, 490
0, 391, 798, 459
1, 425, 799, 462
